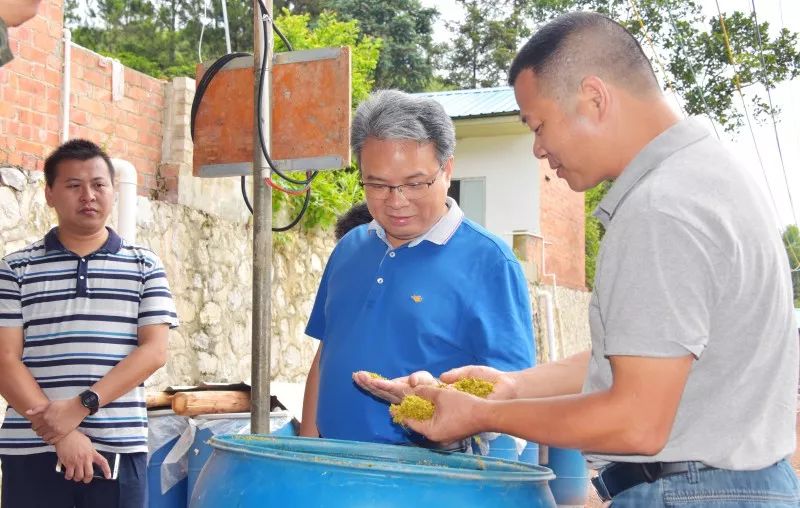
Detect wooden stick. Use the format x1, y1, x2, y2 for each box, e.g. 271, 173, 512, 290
171, 391, 251, 416
146, 392, 174, 408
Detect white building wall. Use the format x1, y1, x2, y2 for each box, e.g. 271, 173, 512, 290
452, 132, 540, 242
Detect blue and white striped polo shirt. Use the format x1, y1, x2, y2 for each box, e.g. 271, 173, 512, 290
0, 227, 178, 455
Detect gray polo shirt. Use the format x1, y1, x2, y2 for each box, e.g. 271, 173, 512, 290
584, 118, 797, 470
0, 17, 13, 67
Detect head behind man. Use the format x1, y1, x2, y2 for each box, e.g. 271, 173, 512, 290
509, 11, 679, 191
351, 90, 455, 248
44, 139, 115, 237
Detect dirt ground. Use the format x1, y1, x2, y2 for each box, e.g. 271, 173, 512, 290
581, 403, 800, 508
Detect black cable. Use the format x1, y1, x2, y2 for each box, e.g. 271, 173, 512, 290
240, 174, 311, 231
254, 2, 319, 187
190, 52, 251, 141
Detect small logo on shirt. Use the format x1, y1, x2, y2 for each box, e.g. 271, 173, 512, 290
410, 295, 423, 303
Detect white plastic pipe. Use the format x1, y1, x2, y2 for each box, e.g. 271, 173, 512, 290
60, 28, 71, 143
221, 0, 232, 53
537, 289, 557, 363
111, 159, 138, 244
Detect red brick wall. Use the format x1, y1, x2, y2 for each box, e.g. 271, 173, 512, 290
539, 158, 586, 290
0, 0, 170, 199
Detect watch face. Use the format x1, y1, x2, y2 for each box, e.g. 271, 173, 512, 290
81, 391, 99, 410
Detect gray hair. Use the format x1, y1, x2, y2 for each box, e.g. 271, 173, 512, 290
351, 90, 456, 167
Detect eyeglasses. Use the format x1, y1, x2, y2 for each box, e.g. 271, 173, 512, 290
359, 168, 443, 200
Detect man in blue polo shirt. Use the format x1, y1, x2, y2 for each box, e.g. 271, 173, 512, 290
299, 90, 535, 444
0, 139, 178, 507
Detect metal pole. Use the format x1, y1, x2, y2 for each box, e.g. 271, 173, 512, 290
251, 0, 273, 434
221, 0, 232, 54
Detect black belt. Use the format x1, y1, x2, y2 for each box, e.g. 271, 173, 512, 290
591, 461, 714, 501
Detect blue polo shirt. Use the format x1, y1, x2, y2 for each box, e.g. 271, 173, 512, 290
306, 199, 535, 444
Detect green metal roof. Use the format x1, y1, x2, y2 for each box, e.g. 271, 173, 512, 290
414, 87, 519, 120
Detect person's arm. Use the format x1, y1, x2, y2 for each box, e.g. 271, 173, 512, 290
0, 326, 109, 482
299, 344, 321, 437
30, 324, 169, 443
0, 0, 41, 26
354, 346, 591, 404
0, 326, 49, 418
402, 353, 693, 455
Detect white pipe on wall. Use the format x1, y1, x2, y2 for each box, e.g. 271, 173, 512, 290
111, 159, 138, 244
60, 28, 71, 143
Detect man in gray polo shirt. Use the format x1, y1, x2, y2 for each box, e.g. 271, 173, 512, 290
355, 11, 799, 506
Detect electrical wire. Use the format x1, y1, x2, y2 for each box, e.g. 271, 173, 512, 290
627, 0, 687, 117
749, 0, 800, 260
714, 2, 785, 233
663, 8, 721, 140
240, 173, 312, 232
254, 0, 319, 188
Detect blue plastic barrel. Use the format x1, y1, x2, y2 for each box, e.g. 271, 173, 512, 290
187, 411, 296, 503
485, 433, 521, 461
545, 447, 589, 507
186, 413, 250, 503
190, 435, 557, 508
147, 410, 188, 508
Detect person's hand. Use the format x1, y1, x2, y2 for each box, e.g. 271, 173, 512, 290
28, 397, 89, 444
396, 385, 489, 443
54, 430, 110, 483
440, 365, 518, 400
352, 370, 438, 404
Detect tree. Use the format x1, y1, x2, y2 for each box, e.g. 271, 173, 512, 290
297, 0, 439, 92
443, 0, 524, 89
583, 181, 610, 289
783, 225, 800, 307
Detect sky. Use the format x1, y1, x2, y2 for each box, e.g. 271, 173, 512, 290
421, 0, 800, 232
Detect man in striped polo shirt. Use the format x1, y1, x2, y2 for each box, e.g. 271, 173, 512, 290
0, 139, 178, 507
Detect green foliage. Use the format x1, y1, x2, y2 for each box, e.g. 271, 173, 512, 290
323, 0, 439, 92
442, 0, 529, 89
272, 169, 364, 236
783, 225, 800, 307
276, 0, 439, 92
583, 181, 611, 290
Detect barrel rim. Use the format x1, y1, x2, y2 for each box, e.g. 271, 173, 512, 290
208, 434, 556, 483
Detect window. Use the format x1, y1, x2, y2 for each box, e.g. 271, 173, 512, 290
448, 177, 486, 226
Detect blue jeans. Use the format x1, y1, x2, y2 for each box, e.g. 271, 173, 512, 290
0, 452, 146, 508
610, 459, 800, 507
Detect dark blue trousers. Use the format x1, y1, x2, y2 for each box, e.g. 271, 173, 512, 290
0, 452, 146, 508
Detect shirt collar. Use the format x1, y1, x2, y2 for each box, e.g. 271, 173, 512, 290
368, 196, 464, 249
594, 117, 710, 226
44, 227, 123, 255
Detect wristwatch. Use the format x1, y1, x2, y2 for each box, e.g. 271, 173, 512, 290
78, 390, 100, 415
